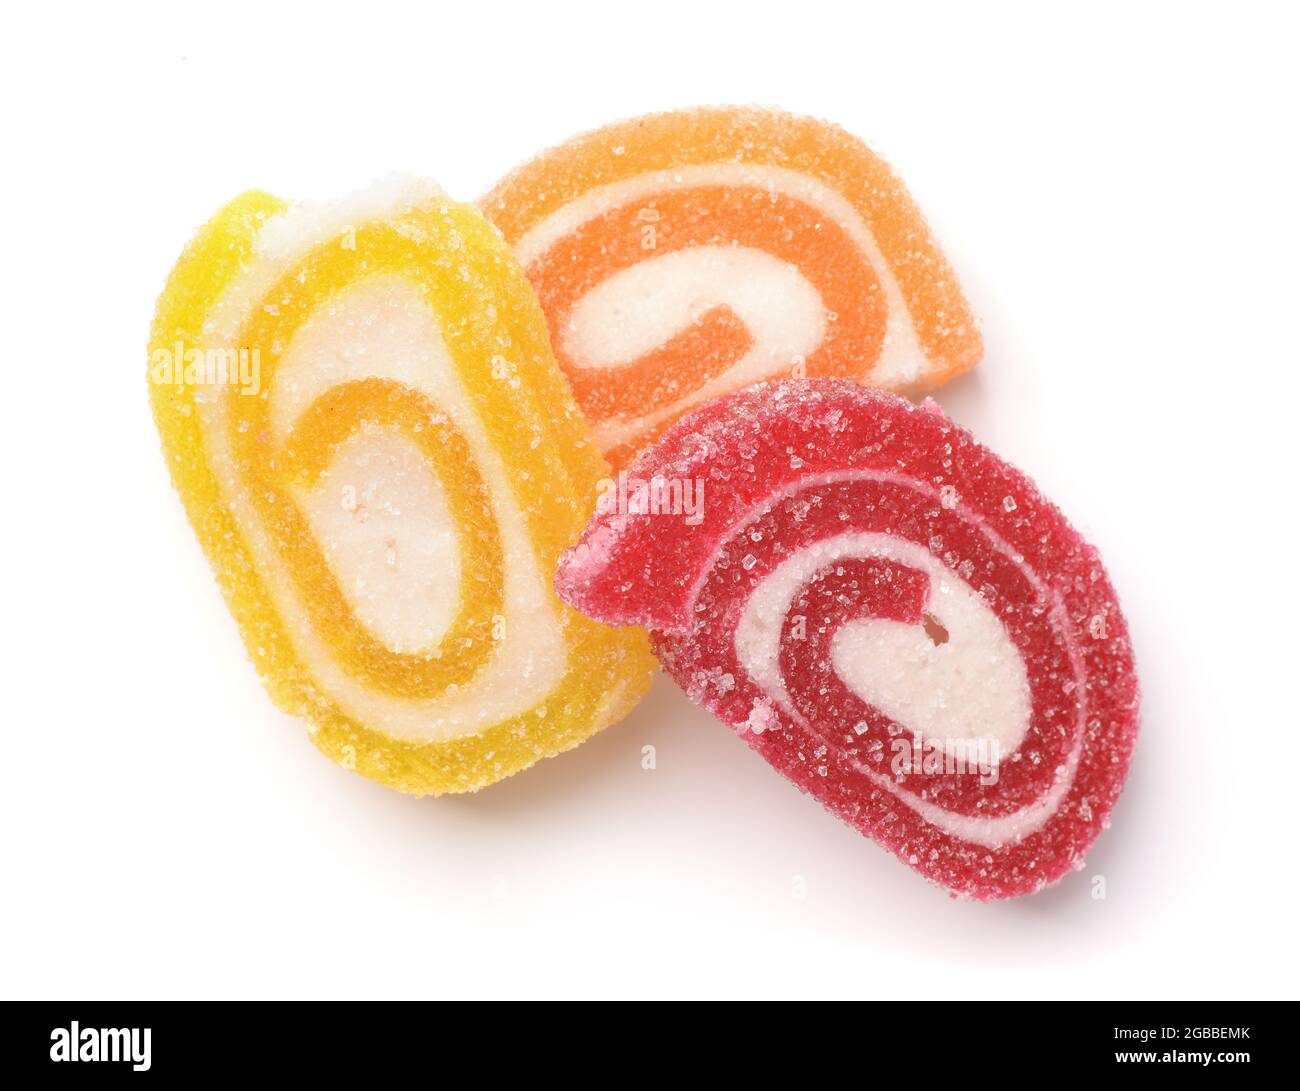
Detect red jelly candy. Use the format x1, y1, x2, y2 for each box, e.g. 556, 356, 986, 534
556, 379, 1139, 900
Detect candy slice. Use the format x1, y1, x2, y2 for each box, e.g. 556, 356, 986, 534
483, 106, 982, 469
149, 179, 656, 794
556, 380, 1139, 899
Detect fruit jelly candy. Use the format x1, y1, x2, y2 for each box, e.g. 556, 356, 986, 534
483, 106, 982, 469
555, 379, 1138, 899
149, 178, 656, 795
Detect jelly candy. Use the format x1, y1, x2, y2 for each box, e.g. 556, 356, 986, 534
149, 179, 656, 794
484, 106, 982, 468
556, 379, 1138, 899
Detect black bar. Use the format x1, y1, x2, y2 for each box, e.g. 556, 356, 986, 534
0, 1001, 1291, 1079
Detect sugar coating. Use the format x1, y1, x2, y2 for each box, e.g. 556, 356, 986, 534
555, 379, 1139, 899
149, 182, 656, 795
483, 106, 983, 468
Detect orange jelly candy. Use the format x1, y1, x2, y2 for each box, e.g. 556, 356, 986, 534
484, 107, 983, 468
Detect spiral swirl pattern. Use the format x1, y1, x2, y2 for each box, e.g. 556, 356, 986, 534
556, 380, 1138, 898
150, 180, 655, 794
484, 107, 983, 468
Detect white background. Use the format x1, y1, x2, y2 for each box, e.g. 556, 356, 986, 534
3, 1, 1296, 1000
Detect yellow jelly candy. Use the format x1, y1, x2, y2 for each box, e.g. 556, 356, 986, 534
148, 179, 656, 794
